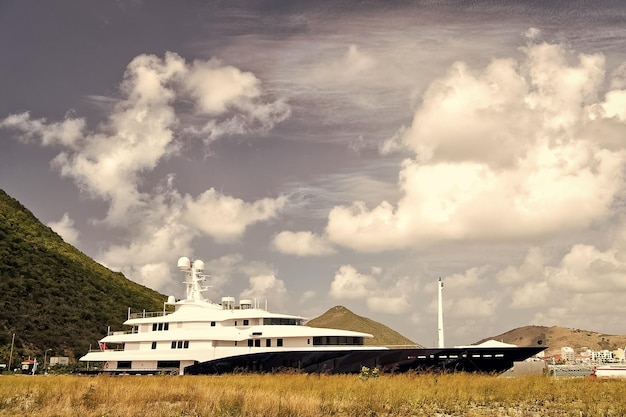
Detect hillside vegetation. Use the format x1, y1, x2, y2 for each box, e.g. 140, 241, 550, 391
308, 305, 420, 347
0, 189, 167, 361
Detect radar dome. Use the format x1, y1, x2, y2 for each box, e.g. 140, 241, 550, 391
194, 260, 205, 271
167, 295, 176, 304
177, 257, 191, 270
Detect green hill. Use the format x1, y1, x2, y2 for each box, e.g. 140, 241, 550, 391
307, 305, 420, 347
0, 189, 167, 363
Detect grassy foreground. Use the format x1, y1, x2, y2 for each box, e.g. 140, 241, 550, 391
0, 373, 624, 416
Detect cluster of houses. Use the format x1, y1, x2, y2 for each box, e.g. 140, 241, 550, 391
545, 346, 626, 364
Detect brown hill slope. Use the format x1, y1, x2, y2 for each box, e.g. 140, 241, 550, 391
477, 325, 626, 356
307, 305, 420, 347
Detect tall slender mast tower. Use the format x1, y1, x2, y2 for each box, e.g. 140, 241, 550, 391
437, 277, 445, 348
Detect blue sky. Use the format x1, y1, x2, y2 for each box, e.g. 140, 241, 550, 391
2, 0, 626, 346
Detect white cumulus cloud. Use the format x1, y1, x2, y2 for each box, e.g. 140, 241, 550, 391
329, 265, 378, 299
510, 281, 551, 309
325, 40, 626, 252
241, 274, 288, 310
272, 231, 335, 256
1, 51, 290, 291
0, 112, 85, 148
329, 265, 412, 315
183, 189, 287, 244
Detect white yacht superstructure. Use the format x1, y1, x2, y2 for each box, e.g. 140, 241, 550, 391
79, 257, 376, 375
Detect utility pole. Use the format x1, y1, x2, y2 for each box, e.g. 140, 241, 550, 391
44, 348, 52, 373
8, 333, 15, 372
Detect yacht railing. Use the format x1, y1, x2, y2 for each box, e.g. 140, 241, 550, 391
87, 348, 125, 353
107, 328, 139, 336
382, 344, 425, 349
129, 311, 173, 319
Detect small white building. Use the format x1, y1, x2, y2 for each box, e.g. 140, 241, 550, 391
49, 357, 70, 366
612, 348, 625, 362
591, 350, 614, 363
561, 346, 575, 362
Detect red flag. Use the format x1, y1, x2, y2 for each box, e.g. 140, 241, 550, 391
99, 342, 107, 350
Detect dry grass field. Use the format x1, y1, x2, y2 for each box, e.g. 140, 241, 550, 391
0, 373, 624, 417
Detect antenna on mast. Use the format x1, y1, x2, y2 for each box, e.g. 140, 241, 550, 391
178, 257, 209, 301
437, 277, 445, 348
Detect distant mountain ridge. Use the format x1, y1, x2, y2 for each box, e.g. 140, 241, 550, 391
477, 325, 626, 356
307, 305, 420, 347
0, 189, 167, 361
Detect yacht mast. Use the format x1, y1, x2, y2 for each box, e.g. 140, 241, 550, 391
178, 257, 208, 301
437, 277, 444, 348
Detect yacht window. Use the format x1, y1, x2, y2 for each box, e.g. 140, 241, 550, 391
263, 318, 303, 326
313, 336, 364, 346
170, 340, 189, 349
254, 339, 261, 347
266, 339, 271, 347
153, 323, 168, 332
234, 341, 238, 346
248, 340, 253, 347
118, 361, 132, 369
307, 339, 310, 345
277, 338, 283, 347
211, 322, 216, 327
157, 360, 180, 369
151, 341, 157, 350
234, 321, 237, 326
243, 319, 249, 326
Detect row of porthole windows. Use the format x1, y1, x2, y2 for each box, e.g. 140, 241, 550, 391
150, 341, 189, 349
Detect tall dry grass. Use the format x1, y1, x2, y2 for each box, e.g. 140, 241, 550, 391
0, 373, 624, 416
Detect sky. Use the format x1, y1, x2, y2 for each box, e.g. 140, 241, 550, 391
2, 0, 626, 347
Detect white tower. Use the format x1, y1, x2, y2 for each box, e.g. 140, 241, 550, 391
437, 277, 445, 348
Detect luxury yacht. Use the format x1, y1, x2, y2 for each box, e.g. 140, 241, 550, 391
79, 257, 545, 375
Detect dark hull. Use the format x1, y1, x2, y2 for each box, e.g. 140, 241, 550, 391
185, 346, 545, 375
